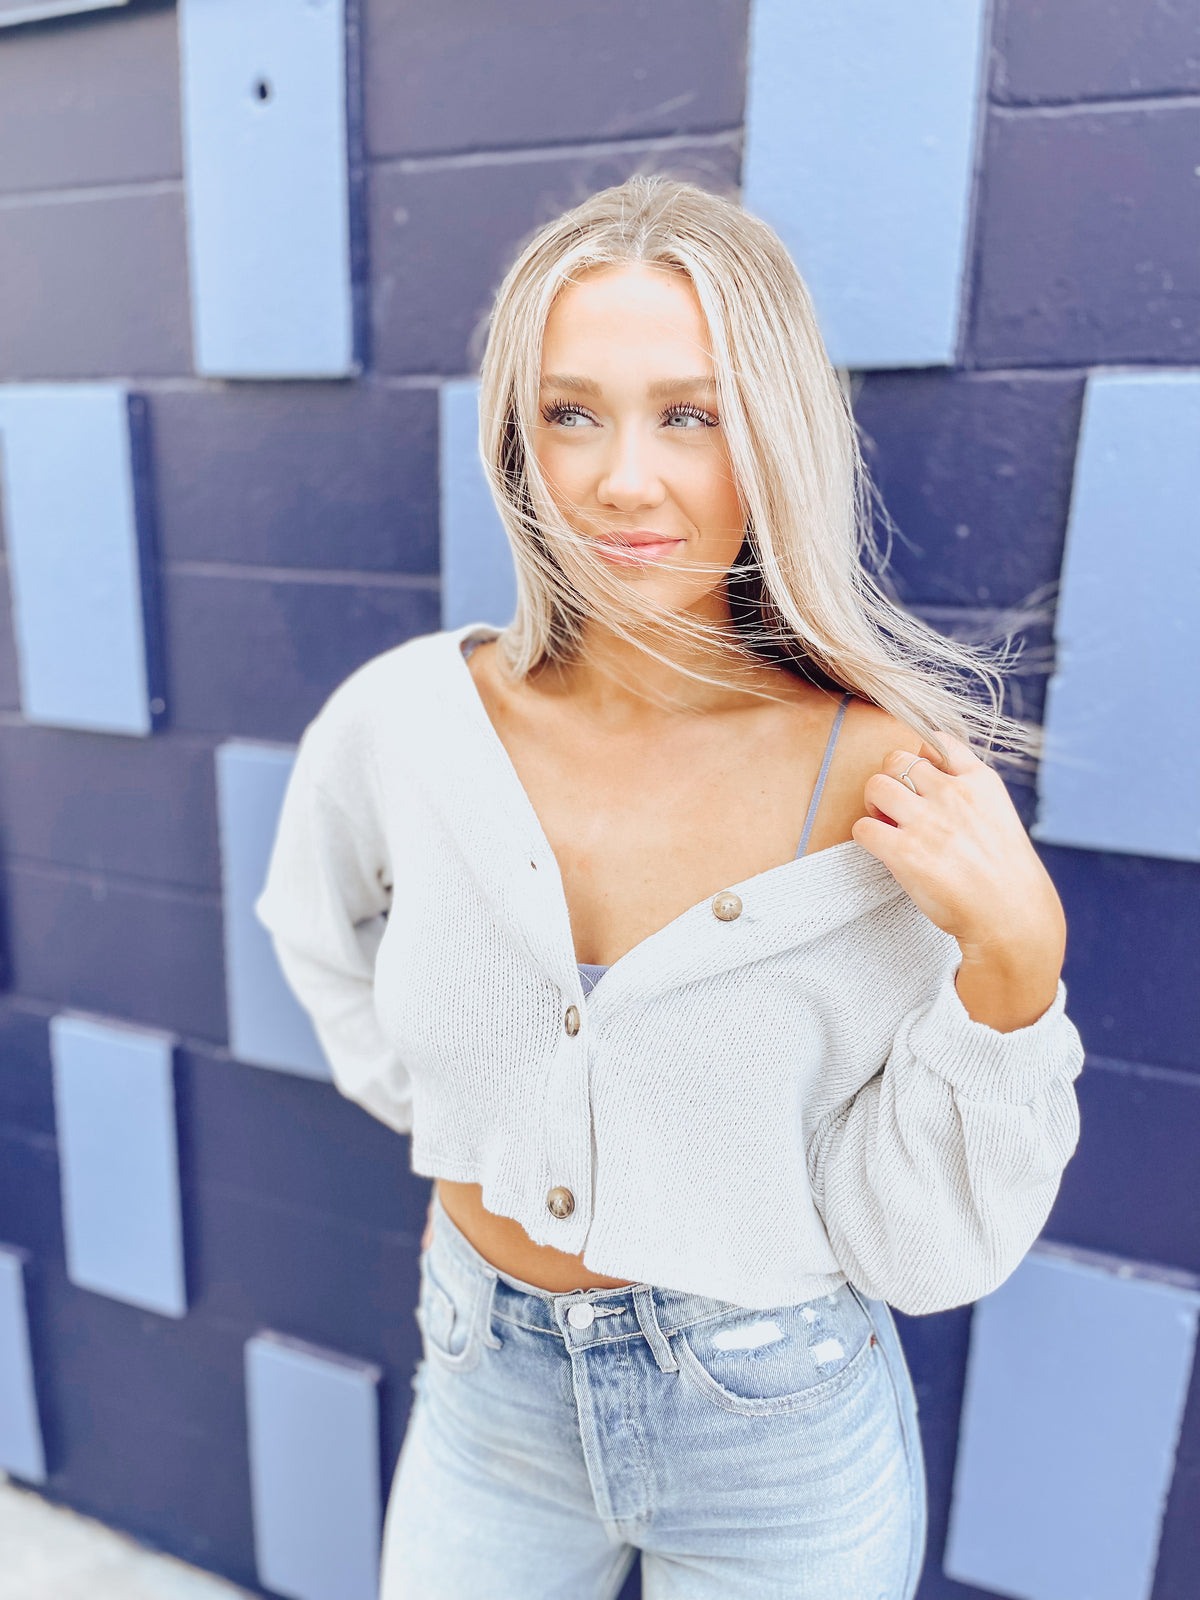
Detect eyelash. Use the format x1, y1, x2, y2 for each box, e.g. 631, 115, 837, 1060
540, 400, 718, 429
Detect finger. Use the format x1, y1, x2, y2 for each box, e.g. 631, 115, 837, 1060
881, 748, 943, 796
864, 769, 924, 825
851, 813, 906, 867
919, 732, 978, 778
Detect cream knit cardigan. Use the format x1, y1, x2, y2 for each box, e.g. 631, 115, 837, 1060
254, 623, 1084, 1314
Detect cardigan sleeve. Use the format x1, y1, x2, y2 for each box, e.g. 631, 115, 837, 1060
252, 721, 413, 1136
805, 968, 1084, 1315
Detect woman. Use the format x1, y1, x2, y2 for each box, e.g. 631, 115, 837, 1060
254, 177, 1083, 1599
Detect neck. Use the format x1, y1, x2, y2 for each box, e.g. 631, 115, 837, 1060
537, 600, 782, 721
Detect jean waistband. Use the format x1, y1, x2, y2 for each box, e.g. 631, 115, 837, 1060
425, 1187, 852, 1350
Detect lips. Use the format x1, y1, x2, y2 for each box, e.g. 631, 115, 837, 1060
591, 531, 686, 566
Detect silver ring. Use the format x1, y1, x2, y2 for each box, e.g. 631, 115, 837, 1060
898, 756, 931, 794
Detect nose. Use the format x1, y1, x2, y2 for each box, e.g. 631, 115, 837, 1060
596, 423, 666, 512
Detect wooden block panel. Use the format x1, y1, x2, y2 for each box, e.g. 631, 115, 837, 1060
49, 1015, 187, 1319
178, 0, 355, 378
945, 1244, 1200, 1600
742, 0, 988, 368
246, 1332, 381, 1600
0, 384, 156, 736
217, 742, 328, 1079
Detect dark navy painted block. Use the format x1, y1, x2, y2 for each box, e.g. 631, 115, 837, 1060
440, 379, 515, 629
993, 0, 1200, 103
972, 104, 1200, 368
0, 1245, 44, 1481
29, 1263, 259, 1587
1040, 846, 1200, 1075
743, 0, 988, 369
179, 0, 356, 379
4, 862, 227, 1044
0, 5, 179, 193
0, 1001, 55, 1139
0, 724, 220, 891
1046, 1059, 1200, 1277
150, 383, 438, 575
217, 742, 327, 1079
0, 385, 155, 734
50, 1015, 186, 1317
0, 563, 19, 710
186, 1182, 420, 1379
365, 0, 749, 158
1035, 372, 1200, 862
0, 0, 126, 21
945, 1244, 1200, 1600
246, 1332, 381, 1600
1154, 1346, 1200, 1600
162, 571, 439, 741
0, 1126, 62, 1260
853, 371, 1084, 607
370, 143, 740, 375
176, 1045, 426, 1237
0, 189, 191, 380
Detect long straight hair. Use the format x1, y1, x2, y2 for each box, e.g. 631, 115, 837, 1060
476, 175, 1034, 759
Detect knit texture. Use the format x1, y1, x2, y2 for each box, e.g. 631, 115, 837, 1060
254, 624, 1085, 1313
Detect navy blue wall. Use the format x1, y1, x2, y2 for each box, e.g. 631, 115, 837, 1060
0, 3, 1196, 1596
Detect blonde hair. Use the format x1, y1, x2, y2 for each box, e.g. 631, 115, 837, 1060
476, 174, 1035, 760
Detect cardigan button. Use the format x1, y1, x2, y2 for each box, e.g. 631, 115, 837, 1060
564, 1005, 581, 1036
546, 1186, 575, 1219
711, 890, 743, 922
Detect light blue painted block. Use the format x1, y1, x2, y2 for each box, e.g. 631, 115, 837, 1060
742, 0, 987, 369
0, 0, 127, 24
49, 1016, 186, 1319
945, 1244, 1200, 1600
0, 1248, 45, 1484
1034, 371, 1200, 862
217, 742, 328, 1080
440, 380, 516, 630
0, 385, 152, 736
246, 1333, 382, 1600
178, 0, 355, 378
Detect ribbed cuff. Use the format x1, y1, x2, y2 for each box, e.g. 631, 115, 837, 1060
906, 971, 1082, 1105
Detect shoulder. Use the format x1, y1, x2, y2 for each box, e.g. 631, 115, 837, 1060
806, 695, 924, 850
291, 627, 469, 791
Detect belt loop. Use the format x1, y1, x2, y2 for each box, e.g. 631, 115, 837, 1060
478, 1273, 503, 1350
633, 1286, 678, 1373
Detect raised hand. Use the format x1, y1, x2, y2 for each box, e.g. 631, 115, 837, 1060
852, 733, 1066, 1033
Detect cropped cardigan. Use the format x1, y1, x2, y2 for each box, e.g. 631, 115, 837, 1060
253, 622, 1085, 1314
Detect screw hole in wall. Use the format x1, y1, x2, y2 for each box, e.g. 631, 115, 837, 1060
253, 77, 273, 103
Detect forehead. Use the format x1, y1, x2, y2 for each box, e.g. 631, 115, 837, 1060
541, 263, 712, 364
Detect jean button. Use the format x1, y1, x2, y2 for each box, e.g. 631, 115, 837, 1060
567, 1302, 595, 1329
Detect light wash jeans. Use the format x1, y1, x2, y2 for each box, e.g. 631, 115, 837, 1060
381, 1190, 926, 1598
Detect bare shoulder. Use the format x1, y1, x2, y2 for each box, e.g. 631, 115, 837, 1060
806, 696, 924, 851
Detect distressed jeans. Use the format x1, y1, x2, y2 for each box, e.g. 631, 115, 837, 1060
381, 1190, 926, 1599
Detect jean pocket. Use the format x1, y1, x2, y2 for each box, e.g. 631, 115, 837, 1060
415, 1247, 484, 1373
674, 1290, 877, 1417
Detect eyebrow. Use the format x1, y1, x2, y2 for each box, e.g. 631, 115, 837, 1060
541, 373, 718, 400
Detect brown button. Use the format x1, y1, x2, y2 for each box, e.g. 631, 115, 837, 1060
711, 890, 743, 922
564, 1005, 581, 1036
546, 1186, 575, 1219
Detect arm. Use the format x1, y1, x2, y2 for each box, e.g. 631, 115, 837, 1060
807, 730, 1084, 1313
253, 724, 413, 1135
806, 960, 1083, 1314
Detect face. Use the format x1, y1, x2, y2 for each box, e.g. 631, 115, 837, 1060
531, 262, 746, 623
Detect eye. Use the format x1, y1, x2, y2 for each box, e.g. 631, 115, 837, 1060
662, 403, 718, 429
541, 401, 597, 429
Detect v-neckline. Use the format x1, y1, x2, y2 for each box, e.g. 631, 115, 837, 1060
446, 622, 869, 979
